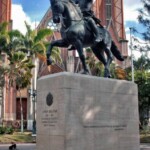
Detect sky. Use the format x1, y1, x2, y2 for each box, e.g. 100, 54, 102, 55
11, 0, 146, 58
12, 0, 49, 22
123, 0, 145, 58
12, 0, 50, 34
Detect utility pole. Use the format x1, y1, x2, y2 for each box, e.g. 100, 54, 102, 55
129, 27, 134, 82
28, 89, 37, 135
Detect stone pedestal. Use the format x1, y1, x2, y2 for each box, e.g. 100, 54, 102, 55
37, 72, 140, 150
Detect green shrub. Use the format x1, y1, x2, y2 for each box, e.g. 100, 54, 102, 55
0, 126, 6, 134
0, 126, 14, 134
5, 127, 14, 134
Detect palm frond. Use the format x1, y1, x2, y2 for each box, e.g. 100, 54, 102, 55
8, 30, 24, 40
0, 22, 8, 35
9, 52, 26, 64
32, 42, 46, 55
0, 34, 10, 51
51, 47, 62, 63
24, 21, 32, 35
34, 28, 53, 43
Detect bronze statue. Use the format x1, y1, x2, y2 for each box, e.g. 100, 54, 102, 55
74, 0, 102, 43
47, 0, 124, 77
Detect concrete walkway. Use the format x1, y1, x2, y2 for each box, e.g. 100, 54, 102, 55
141, 143, 150, 150
0, 143, 36, 150
0, 143, 149, 150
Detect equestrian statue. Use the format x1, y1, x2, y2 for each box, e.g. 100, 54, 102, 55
47, 0, 124, 77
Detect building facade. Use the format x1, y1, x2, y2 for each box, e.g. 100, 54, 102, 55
0, 0, 14, 125
0, 0, 129, 130
0, 0, 11, 22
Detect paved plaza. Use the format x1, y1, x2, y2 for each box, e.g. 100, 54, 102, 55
141, 143, 150, 150
0, 143, 36, 150
0, 143, 149, 150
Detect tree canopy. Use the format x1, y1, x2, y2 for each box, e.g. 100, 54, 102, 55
138, 0, 150, 41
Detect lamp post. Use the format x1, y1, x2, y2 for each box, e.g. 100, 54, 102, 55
129, 27, 134, 82
0, 88, 2, 125
28, 89, 37, 134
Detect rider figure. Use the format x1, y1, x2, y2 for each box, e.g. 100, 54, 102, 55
73, 0, 102, 43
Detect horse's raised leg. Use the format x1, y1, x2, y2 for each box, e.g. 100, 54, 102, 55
47, 39, 68, 65
91, 45, 107, 76
91, 45, 106, 65
92, 44, 113, 78
75, 40, 89, 74
104, 46, 113, 78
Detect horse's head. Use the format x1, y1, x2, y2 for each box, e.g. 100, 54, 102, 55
50, 0, 64, 23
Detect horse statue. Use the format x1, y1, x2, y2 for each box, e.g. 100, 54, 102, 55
46, 0, 124, 77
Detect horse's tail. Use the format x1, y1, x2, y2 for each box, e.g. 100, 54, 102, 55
111, 41, 124, 61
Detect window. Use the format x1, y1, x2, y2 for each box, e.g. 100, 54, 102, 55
16, 98, 27, 120
105, 0, 112, 25
47, 18, 60, 31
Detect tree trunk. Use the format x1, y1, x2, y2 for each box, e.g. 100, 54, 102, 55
19, 88, 24, 133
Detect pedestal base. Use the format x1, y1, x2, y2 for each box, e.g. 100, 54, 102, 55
37, 72, 140, 150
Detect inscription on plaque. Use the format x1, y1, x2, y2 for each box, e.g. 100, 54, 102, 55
41, 109, 58, 127
84, 124, 127, 131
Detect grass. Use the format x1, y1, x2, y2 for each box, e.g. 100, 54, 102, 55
0, 132, 36, 144
140, 133, 150, 143
0, 131, 149, 144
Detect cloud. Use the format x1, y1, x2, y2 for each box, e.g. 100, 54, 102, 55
126, 33, 142, 59
125, 30, 150, 59
124, 0, 141, 8
122, 1, 149, 59
123, 1, 142, 23
11, 4, 39, 35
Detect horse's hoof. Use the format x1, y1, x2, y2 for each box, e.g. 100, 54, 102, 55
104, 73, 112, 78
119, 55, 125, 61
107, 74, 112, 78
104, 72, 111, 78
104, 75, 111, 78
80, 70, 89, 75
82, 72, 88, 75
104, 68, 111, 78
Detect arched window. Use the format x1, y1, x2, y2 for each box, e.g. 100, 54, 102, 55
105, 0, 112, 25
47, 18, 60, 31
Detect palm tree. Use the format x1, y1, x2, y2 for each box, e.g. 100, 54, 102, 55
20, 22, 61, 61
0, 61, 5, 123
0, 22, 62, 132
5, 51, 34, 132
20, 22, 62, 82
0, 22, 13, 125
0, 22, 10, 54
18, 22, 62, 132
0, 22, 35, 131
15, 58, 34, 133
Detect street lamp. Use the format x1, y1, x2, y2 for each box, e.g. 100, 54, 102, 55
129, 27, 134, 82
28, 89, 37, 134
0, 88, 3, 125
